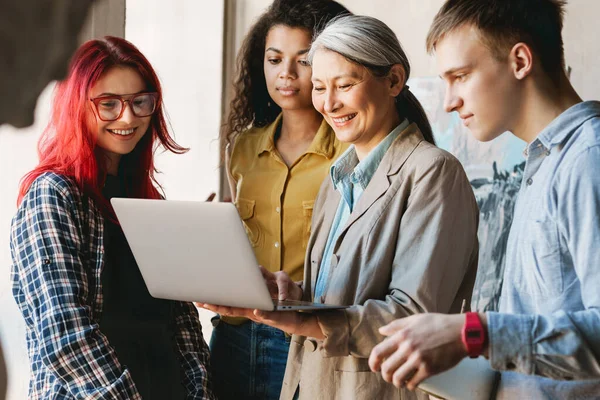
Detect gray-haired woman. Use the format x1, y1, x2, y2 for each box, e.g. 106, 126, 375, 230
202, 15, 479, 400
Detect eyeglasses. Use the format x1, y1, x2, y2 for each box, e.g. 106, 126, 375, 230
90, 92, 158, 121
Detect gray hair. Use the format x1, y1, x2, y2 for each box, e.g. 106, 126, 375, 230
308, 15, 410, 79
308, 15, 435, 144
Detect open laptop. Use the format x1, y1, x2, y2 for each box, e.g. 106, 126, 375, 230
111, 198, 348, 312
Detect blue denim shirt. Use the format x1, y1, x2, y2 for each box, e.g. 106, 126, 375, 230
314, 120, 409, 298
487, 101, 600, 398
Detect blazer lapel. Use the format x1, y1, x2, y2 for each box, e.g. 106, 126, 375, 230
341, 170, 390, 235
334, 123, 425, 247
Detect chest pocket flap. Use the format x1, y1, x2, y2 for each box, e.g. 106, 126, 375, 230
235, 198, 262, 247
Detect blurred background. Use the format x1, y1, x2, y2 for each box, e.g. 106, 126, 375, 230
0, 1, 598, 398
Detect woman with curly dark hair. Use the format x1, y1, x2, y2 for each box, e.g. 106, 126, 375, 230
212, 1, 350, 398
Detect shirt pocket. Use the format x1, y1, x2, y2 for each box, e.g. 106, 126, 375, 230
235, 198, 263, 248
333, 359, 381, 400
519, 218, 564, 297
302, 200, 315, 249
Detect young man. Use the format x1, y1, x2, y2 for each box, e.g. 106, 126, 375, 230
368, 0, 600, 398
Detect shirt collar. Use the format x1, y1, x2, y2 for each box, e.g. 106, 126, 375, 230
304, 118, 336, 158
257, 114, 335, 158
330, 119, 409, 190
535, 101, 600, 151
257, 114, 282, 155
330, 145, 359, 191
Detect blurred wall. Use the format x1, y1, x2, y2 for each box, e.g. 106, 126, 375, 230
231, 0, 600, 97
219, 0, 600, 196
562, 0, 600, 101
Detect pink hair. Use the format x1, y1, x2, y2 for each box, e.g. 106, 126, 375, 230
18, 36, 186, 214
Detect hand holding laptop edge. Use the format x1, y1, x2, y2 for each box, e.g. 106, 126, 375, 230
197, 267, 325, 339
259, 266, 303, 303
199, 302, 324, 339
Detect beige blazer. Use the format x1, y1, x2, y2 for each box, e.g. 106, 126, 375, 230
280, 124, 479, 400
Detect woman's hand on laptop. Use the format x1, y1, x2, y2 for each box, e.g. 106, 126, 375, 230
260, 266, 303, 301
253, 268, 325, 337
198, 266, 324, 338
197, 303, 258, 320
252, 309, 324, 339
195, 267, 303, 320
198, 302, 324, 339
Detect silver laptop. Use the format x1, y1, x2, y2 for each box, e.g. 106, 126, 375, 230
418, 357, 498, 400
111, 198, 348, 312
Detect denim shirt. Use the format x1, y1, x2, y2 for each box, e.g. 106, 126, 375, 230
487, 101, 600, 399
314, 119, 408, 298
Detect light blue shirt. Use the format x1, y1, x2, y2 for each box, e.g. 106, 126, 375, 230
314, 120, 409, 299
487, 101, 600, 398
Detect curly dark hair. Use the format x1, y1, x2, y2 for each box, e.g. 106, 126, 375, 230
221, 0, 351, 152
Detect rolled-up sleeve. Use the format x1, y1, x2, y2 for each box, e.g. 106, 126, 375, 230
487, 145, 600, 380
172, 302, 215, 399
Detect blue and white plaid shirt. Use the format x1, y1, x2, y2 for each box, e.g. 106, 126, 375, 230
10, 172, 215, 399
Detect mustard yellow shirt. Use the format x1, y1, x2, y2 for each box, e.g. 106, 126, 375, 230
228, 114, 347, 282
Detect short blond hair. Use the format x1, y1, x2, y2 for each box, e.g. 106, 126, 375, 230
426, 0, 567, 81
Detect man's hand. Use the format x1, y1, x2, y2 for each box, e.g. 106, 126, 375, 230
368, 313, 468, 390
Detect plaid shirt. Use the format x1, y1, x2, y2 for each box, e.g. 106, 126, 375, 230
10, 172, 215, 399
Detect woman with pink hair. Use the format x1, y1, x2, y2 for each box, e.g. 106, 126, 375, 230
11, 36, 214, 399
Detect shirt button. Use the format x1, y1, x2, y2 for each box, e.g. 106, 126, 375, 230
275, 207, 281, 213
304, 339, 317, 352
274, 242, 280, 248
526, 178, 533, 186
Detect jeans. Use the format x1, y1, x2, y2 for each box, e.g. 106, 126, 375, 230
210, 317, 291, 400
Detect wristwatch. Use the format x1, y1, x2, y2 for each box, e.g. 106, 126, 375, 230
461, 312, 485, 358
